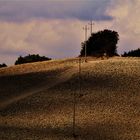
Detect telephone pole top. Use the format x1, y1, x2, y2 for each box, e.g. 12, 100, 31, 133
88, 20, 94, 35
83, 25, 89, 62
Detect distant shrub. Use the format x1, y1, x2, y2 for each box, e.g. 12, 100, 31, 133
0, 63, 7, 68
15, 54, 51, 65
122, 48, 140, 57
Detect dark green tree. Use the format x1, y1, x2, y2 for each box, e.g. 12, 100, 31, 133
80, 29, 119, 57
0, 63, 7, 68
122, 48, 140, 57
15, 54, 51, 65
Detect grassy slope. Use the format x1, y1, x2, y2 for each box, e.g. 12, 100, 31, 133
0, 58, 78, 102
0, 57, 140, 140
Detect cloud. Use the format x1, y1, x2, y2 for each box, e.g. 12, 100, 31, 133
0, 0, 112, 22
106, 0, 140, 53
0, 19, 86, 65
0, 0, 140, 65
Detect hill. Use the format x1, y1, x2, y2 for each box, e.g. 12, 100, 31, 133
0, 57, 140, 140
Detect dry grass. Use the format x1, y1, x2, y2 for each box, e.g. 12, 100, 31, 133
0, 57, 140, 140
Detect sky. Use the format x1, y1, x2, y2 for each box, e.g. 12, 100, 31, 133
0, 0, 140, 65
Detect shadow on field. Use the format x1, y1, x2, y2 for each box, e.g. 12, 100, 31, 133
50, 71, 140, 95
0, 122, 124, 140
78, 74, 140, 95
0, 68, 66, 101
1, 71, 139, 115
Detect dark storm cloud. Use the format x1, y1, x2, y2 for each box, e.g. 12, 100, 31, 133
0, 0, 113, 22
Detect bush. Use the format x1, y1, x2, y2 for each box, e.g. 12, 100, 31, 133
122, 48, 140, 57
15, 54, 51, 65
0, 63, 7, 68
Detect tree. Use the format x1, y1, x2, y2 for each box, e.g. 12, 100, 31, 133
122, 48, 140, 57
15, 54, 51, 65
80, 29, 119, 57
0, 63, 7, 68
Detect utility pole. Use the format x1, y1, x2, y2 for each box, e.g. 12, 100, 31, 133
73, 85, 76, 137
83, 25, 89, 62
72, 56, 81, 138
88, 20, 94, 35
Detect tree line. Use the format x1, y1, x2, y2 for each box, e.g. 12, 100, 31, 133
0, 54, 51, 68
0, 63, 7, 68
0, 29, 140, 68
15, 54, 51, 65
122, 48, 140, 57
80, 29, 140, 57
